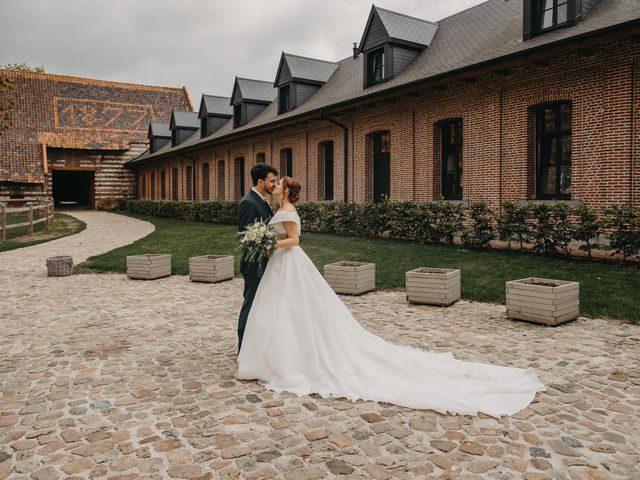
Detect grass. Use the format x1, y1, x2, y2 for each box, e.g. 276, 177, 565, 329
79, 212, 640, 322
0, 213, 86, 252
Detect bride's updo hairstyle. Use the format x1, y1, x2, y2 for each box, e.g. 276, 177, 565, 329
282, 176, 302, 204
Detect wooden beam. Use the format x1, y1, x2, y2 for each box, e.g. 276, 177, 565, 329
50, 166, 100, 172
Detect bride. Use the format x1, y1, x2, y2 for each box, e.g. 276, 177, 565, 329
237, 176, 545, 417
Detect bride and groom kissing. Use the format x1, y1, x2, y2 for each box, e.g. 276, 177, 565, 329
235, 163, 545, 417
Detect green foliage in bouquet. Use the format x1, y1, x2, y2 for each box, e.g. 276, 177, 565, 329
238, 219, 278, 264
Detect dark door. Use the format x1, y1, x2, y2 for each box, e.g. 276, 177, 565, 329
372, 132, 390, 203
52, 170, 95, 209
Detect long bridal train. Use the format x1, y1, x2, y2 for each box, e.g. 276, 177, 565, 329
238, 210, 545, 417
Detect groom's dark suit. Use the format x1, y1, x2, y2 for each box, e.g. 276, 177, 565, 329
237, 189, 273, 353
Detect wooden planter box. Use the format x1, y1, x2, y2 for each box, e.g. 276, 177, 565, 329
127, 254, 171, 280
406, 268, 461, 306
189, 255, 234, 283
324, 261, 375, 295
506, 277, 579, 325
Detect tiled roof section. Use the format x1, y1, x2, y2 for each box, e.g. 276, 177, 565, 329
234, 78, 277, 104
201, 95, 233, 117
375, 6, 439, 47
283, 53, 339, 84
171, 111, 200, 129
149, 122, 171, 138
0, 69, 191, 183
127, 0, 640, 166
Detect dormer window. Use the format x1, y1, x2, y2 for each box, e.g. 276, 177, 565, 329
357, 6, 437, 89
233, 104, 242, 128
367, 48, 385, 85
536, 0, 568, 33
279, 85, 291, 114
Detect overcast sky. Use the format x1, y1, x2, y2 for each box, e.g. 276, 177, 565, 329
0, 0, 486, 104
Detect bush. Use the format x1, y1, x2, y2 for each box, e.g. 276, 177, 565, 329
573, 204, 601, 260
462, 202, 496, 249
498, 202, 529, 249
603, 204, 640, 261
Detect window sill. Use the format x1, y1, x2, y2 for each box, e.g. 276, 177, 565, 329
433, 199, 469, 208
519, 198, 581, 206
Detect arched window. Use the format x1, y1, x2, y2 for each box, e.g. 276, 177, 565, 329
535, 102, 571, 199
234, 157, 245, 199
150, 171, 156, 200
186, 165, 193, 201
318, 141, 334, 200
202, 163, 210, 201
140, 174, 146, 198
172, 168, 179, 200
160, 170, 166, 200
280, 148, 293, 177
367, 131, 390, 203
217, 160, 226, 200
439, 119, 463, 200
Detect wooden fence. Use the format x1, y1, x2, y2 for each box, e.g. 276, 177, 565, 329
0, 197, 55, 242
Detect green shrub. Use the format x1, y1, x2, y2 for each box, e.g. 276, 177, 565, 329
603, 204, 640, 261
498, 202, 529, 249
462, 202, 496, 249
573, 204, 601, 260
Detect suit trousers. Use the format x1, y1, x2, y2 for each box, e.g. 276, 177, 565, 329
238, 272, 260, 353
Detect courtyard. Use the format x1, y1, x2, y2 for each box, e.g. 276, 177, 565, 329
0, 211, 638, 479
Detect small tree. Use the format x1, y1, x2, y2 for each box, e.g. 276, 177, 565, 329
573, 204, 601, 260
499, 201, 529, 250
462, 202, 495, 249
1, 62, 45, 73
604, 204, 640, 261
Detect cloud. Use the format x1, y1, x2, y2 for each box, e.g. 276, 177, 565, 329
0, 0, 486, 114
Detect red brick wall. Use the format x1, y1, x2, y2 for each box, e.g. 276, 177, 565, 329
135, 39, 640, 211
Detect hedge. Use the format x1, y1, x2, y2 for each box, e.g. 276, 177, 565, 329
114, 199, 640, 262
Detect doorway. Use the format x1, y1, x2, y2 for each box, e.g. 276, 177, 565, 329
52, 170, 95, 209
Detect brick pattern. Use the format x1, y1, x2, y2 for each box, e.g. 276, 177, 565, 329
135, 40, 639, 210
0, 69, 191, 185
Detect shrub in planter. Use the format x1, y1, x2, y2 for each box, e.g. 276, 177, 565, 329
462, 202, 495, 249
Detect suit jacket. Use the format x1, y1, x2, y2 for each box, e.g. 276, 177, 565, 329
238, 189, 274, 275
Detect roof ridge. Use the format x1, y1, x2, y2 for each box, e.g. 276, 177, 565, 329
0, 68, 188, 93
202, 94, 232, 100
236, 76, 273, 85
284, 52, 338, 65
374, 5, 438, 26
434, 0, 492, 23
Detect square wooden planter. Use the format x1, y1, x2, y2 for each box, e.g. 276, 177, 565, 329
323, 261, 375, 295
126, 254, 171, 280
406, 268, 461, 306
506, 277, 579, 325
189, 255, 234, 283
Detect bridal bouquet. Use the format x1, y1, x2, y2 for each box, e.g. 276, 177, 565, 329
238, 219, 278, 265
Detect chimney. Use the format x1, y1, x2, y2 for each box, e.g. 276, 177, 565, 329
353, 42, 358, 59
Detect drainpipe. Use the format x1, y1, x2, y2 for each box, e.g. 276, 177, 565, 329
320, 109, 349, 202
631, 60, 637, 206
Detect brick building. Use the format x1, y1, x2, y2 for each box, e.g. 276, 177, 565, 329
129, 0, 640, 211
0, 70, 192, 208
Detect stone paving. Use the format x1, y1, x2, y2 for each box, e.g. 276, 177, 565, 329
1, 212, 639, 479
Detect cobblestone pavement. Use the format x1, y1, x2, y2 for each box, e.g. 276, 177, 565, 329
1, 212, 639, 479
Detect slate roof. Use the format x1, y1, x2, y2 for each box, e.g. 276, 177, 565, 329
0, 69, 192, 184
128, 0, 640, 166
365, 6, 439, 49
232, 77, 277, 104
170, 111, 199, 129
277, 53, 339, 85
149, 122, 171, 138
200, 95, 233, 117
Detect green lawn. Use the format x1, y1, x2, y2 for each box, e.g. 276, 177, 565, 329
0, 213, 86, 252
79, 212, 640, 322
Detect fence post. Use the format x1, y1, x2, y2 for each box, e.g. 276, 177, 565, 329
1, 203, 6, 242
27, 202, 33, 236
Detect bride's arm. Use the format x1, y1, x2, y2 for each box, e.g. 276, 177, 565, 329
275, 221, 299, 249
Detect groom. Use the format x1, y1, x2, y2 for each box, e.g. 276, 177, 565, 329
237, 163, 279, 354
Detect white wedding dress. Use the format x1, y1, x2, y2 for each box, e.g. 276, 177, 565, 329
237, 210, 545, 417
